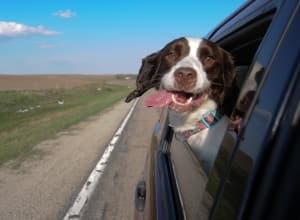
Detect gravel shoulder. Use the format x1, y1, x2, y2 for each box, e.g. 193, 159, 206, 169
0, 99, 134, 220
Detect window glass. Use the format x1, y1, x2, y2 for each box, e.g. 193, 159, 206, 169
212, 4, 300, 218
170, 133, 208, 219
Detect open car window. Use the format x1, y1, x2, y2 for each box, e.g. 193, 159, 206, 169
167, 9, 276, 220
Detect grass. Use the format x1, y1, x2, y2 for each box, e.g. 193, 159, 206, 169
0, 83, 131, 166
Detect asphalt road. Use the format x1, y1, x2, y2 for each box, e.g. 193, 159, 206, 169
81, 94, 160, 220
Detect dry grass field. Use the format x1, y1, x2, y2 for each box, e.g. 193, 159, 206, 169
0, 74, 135, 91
0, 74, 135, 166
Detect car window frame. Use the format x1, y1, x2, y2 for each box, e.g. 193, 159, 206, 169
160, 3, 280, 220
151, 1, 299, 220
208, 1, 300, 219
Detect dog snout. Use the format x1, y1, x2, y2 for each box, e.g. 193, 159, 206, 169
174, 67, 197, 90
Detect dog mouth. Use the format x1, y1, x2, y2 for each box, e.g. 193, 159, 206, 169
145, 90, 208, 112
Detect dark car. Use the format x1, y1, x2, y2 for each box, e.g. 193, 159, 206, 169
134, 0, 300, 219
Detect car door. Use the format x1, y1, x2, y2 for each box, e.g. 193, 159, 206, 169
162, 1, 300, 220
166, 2, 278, 219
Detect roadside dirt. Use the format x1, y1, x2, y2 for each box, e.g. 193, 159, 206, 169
0, 99, 134, 219
0, 75, 135, 91
0, 90, 160, 220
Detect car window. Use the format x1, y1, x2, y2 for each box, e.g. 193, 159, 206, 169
168, 9, 276, 220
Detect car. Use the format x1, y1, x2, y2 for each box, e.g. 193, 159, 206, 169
134, 0, 300, 219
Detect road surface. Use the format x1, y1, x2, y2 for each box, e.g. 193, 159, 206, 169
0, 92, 159, 220
81, 95, 160, 220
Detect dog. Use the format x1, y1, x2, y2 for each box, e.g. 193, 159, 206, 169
229, 64, 264, 134
126, 37, 235, 172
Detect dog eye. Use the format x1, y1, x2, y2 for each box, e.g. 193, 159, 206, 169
204, 55, 216, 64
205, 55, 216, 61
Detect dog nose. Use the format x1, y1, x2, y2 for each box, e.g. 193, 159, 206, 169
174, 67, 196, 80
174, 67, 197, 90
174, 67, 196, 81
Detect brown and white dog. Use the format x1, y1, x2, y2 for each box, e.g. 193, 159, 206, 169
126, 37, 235, 169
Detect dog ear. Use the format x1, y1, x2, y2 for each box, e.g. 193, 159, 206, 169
220, 48, 237, 115
125, 52, 161, 103
220, 48, 235, 88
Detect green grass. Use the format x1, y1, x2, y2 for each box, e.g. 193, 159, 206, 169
0, 83, 131, 166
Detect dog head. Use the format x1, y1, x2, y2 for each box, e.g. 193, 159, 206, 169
126, 37, 235, 112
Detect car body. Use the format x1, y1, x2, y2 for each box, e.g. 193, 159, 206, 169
134, 0, 300, 219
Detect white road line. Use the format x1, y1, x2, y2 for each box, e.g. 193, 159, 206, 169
63, 99, 139, 220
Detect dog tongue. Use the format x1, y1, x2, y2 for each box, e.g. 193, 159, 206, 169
145, 90, 173, 107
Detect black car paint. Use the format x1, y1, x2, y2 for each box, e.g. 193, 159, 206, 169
209, 1, 300, 219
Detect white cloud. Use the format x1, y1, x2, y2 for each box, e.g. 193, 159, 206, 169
0, 21, 58, 38
53, 9, 76, 19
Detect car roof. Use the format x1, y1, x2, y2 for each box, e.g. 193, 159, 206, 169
207, 0, 277, 42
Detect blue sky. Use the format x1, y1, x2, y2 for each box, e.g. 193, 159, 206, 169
0, 0, 245, 74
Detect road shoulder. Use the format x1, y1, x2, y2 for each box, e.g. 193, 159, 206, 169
0, 100, 133, 220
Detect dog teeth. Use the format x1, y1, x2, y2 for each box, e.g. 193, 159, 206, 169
171, 94, 193, 106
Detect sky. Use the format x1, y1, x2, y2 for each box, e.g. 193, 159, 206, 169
0, 0, 245, 75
